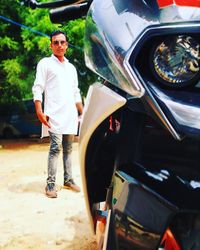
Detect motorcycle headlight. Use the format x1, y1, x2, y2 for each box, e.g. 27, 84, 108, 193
150, 35, 200, 88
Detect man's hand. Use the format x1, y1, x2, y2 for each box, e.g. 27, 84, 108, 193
37, 111, 51, 128
34, 100, 51, 128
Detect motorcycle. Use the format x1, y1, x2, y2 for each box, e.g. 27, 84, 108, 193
23, 0, 200, 249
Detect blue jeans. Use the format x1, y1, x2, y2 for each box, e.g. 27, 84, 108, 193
47, 132, 74, 185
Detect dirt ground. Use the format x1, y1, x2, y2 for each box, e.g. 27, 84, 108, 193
0, 138, 98, 250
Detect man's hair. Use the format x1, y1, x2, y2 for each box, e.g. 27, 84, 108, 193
50, 30, 68, 42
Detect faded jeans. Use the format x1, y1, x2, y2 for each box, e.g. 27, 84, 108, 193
47, 132, 74, 185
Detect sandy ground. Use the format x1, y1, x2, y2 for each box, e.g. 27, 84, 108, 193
0, 138, 98, 250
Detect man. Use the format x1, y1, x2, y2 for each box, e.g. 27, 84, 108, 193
32, 30, 83, 198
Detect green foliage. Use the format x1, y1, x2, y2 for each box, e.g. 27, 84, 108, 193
0, 0, 97, 105
2, 58, 21, 84
0, 36, 18, 50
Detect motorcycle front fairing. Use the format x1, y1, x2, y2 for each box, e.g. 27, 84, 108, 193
79, 0, 200, 249
84, 0, 200, 138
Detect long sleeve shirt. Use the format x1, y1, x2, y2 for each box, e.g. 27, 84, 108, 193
32, 54, 82, 136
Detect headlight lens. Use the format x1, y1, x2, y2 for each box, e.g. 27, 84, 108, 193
150, 35, 200, 88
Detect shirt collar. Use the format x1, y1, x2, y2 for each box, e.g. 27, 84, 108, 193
51, 54, 69, 63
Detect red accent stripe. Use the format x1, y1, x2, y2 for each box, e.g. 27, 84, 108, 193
161, 229, 181, 250
157, 0, 173, 8
176, 0, 200, 7
157, 0, 200, 8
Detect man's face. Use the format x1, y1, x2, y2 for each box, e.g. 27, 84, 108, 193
50, 33, 68, 58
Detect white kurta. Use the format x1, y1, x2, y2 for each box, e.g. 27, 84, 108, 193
32, 54, 82, 137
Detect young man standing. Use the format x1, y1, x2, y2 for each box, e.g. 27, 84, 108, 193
32, 30, 83, 198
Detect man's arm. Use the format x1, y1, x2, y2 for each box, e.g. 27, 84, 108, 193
34, 100, 51, 128
32, 60, 50, 128
76, 102, 84, 116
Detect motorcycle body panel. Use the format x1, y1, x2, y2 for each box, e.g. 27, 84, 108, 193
79, 82, 126, 227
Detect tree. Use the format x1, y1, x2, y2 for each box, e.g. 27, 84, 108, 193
0, 0, 24, 104
0, 0, 97, 105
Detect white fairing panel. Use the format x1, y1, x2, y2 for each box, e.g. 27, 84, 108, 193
79, 82, 126, 231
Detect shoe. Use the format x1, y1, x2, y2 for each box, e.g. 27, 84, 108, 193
63, 179, 80, 192
45, 183, 57, 198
